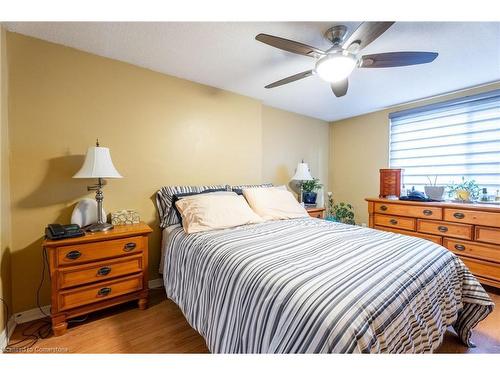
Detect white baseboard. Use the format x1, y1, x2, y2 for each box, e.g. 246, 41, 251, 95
0, 315, 16, 353
11, 278, 164, 326
14, 305, 51, 325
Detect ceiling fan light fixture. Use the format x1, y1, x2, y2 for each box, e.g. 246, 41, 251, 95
315, 52, 357, 83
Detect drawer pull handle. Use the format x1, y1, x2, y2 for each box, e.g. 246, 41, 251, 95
123, 242, 137, 252
97, 266, 111, 276
65, 250, 81, 260
98, 287, 112, 296
438, 226, 448, 233
453, 212, 465, 219
380, 205, 388, 211
389, 219, 398, 225
454, 244, 465, 251
423, 209, 433, 216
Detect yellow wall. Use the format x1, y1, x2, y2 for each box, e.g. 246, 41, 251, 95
6, 32, 329, 313
262, 105, 329, 202
1, 26, 12, 334
329, 81, 500, 225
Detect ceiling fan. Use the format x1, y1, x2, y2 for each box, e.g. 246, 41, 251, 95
255, 22, 438, 97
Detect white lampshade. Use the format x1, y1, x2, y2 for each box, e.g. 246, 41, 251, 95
291, 162, 313, 181
73, 146, 122, 179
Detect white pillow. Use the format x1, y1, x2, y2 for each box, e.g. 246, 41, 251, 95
243, 187, 309, 221
175, 193, 264, 234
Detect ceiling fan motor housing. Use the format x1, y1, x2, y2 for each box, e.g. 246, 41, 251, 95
324, 25, 348, 45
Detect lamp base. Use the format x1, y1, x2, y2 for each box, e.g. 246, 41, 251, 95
84, 222, 114, 232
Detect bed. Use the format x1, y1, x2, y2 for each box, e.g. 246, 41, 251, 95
161, 217, 494, 353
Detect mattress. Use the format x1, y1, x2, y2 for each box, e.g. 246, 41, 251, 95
161, 218, 494, 353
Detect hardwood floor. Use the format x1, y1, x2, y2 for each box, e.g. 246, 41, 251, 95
6, 286, 500, 353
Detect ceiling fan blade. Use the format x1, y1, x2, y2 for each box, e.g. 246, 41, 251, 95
343, 22, 395, 52
256, 33, 325, 58
360, 52, 439, 68
331, 78, 348, 97
265, 70, 314, 89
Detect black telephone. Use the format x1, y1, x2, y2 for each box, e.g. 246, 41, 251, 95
400, 190, 437, 202
45, 224, 85, 240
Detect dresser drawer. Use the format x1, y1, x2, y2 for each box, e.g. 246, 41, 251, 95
374, 202, 442, 220
417, 219, 472, 240
444, 208, 500, 227
58, 274, 143, 311
475, 226, 500, 245
459, 257, 500, 284
57, 255, 143, 289
443, 238, 500, 262
374, 226, 442, 245
373, 214, 416, 231
56, 236, 145, 266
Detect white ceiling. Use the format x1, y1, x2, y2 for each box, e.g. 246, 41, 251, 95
4, 22, 500, 121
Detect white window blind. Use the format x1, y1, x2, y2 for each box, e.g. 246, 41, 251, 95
389, 89, 500, 195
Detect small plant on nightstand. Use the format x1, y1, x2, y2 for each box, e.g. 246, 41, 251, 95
301, 178, 323, 205
326, 192, 356, 225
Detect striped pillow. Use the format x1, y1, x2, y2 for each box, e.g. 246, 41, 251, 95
156, 185, 228, 228
230, 183, 273, 195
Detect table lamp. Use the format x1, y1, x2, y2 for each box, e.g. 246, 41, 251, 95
73, 140, 122, 232
291, 160, 313, 204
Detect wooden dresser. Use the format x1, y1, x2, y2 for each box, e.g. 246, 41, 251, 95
44, 223, 152, 336
306, 207, 326, 219
366, 198, 500, 289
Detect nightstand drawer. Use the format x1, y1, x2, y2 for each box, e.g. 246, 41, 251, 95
374, 202, 442, 220
57, 255, 143, 289
373, 214, 416, 231
417, 219, 472, 240
56, 236, 145, 266
58, 274, 143, 311
307, 209, 324, 219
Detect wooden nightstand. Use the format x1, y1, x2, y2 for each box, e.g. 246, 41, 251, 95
306, 207, 326, 219
43, 222, 153, 336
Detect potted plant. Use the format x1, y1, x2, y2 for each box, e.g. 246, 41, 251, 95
424, 176, 445, 201
301, 178, 323, 205
326, 192, 356, 225
447, 177, 481, 202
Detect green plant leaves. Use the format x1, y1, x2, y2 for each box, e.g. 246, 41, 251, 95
301, 178, 323, 193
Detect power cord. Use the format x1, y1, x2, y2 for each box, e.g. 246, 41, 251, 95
3, 246, 88, 352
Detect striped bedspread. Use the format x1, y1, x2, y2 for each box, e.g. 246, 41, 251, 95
162, 218, 494, 353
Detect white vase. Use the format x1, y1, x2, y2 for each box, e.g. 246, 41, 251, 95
424, 186, 445, 201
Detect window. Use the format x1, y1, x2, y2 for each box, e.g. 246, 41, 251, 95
389, 89, 500, 195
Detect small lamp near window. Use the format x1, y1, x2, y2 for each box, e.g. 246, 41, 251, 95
73, 140, 122, 232
291, 161, 313, 204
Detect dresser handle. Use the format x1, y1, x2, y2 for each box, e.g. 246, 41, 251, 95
389, 219, 398, 225
123, 242, 137, 252
97, 287, 112, 296
454, 244, 465, 251
423, 209, 433, 216
97, 266, 111, 276
65, 250, 81, 260
453, 212, 465, 219
380, 205, 388, 211
438, 226, 448, 233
